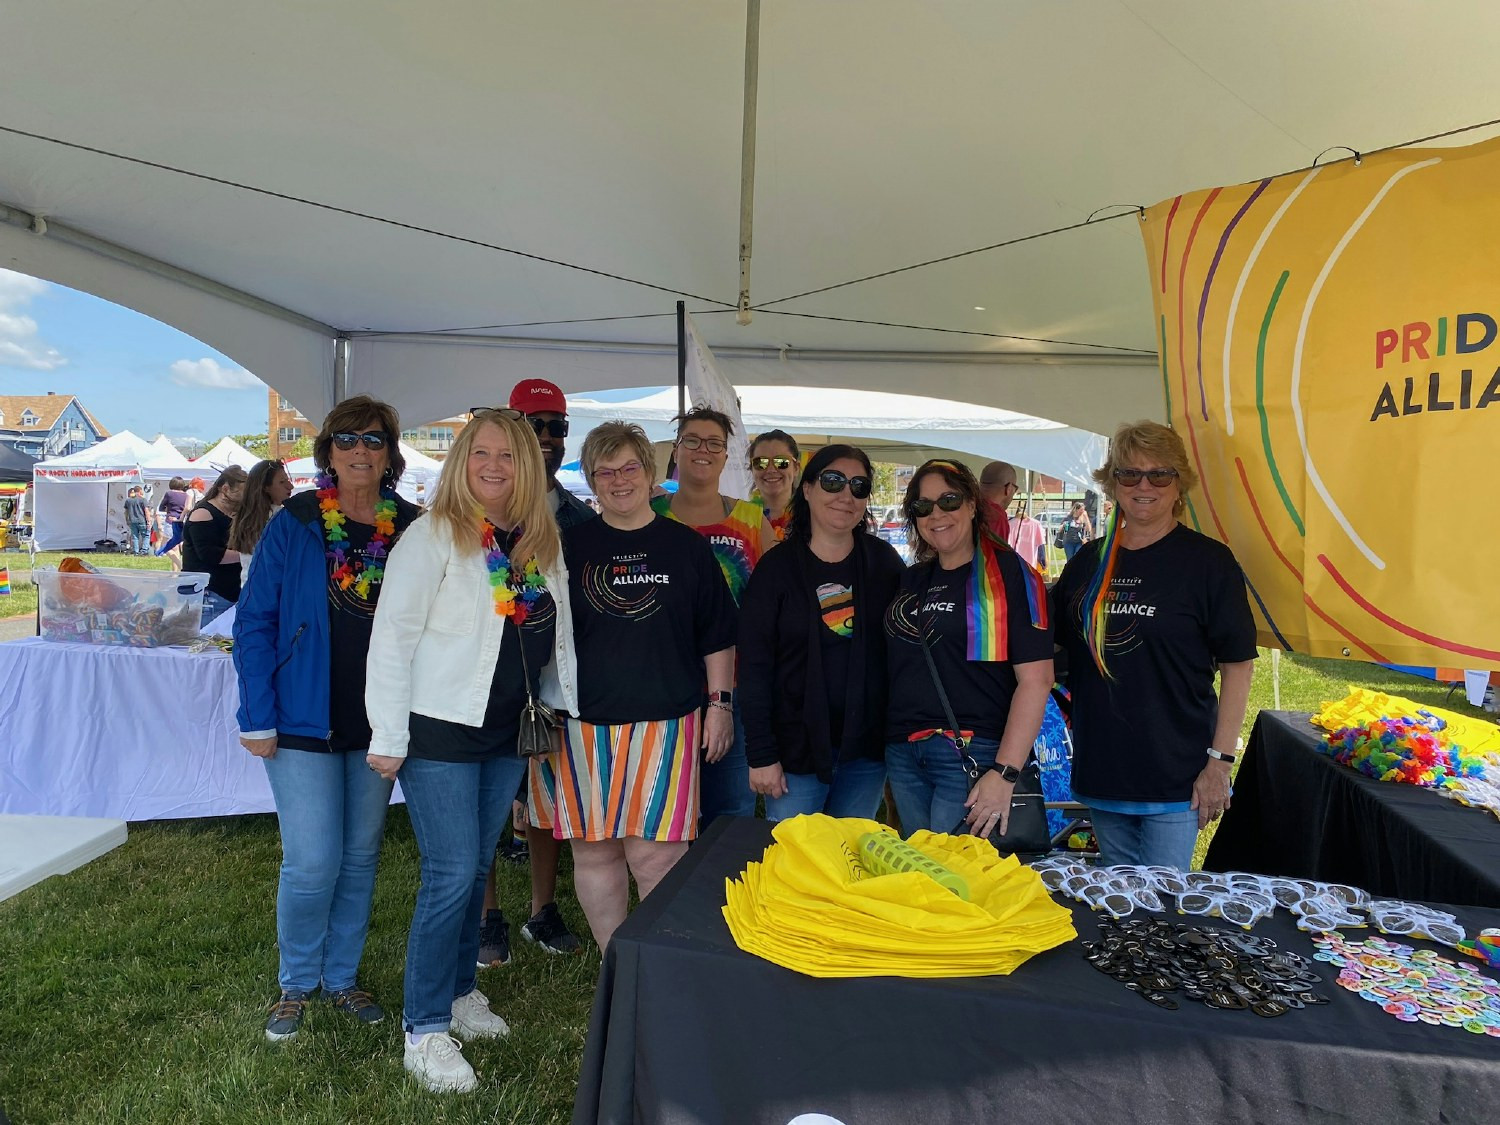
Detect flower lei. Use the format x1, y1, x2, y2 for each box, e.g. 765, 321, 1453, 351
482, 519, 546, 623
316, 474, 398, 600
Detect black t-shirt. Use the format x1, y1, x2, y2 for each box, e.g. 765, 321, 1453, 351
407, 588, 558, 762
884, 551, 1054, 741
808, 552, 856, 746
182, 501, 241, 602
1051, 523, 1259, 803
565, 515, 738, 725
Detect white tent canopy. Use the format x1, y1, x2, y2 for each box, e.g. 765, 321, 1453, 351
31, 430, 194, 549
283, 441, 442, 507
569, 386, 1107, 492
194, 436, 260, 473
2, 3, 1498, 430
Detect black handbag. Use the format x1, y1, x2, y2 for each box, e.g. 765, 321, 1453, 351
515, 630, 561, 759
917, 630, 1051, 856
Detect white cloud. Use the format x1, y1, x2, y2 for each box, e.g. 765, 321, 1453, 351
0, 268, 67, 370
169, 357, 264, 391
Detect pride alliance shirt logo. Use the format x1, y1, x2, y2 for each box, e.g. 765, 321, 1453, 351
581, 551, 670, 620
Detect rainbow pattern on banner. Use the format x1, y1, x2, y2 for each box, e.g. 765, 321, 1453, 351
0, 565, 10, 597
965, 537, 1048, 661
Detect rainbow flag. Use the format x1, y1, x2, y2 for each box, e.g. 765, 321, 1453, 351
965, 538, 1048, 661
0, 565, 10, 597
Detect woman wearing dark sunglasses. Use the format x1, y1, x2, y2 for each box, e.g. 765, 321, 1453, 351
748, 429, 800, 542
883, 460, 1054, 839
234, 395, 422, 1042
1051, 421, 1256, 871
652, 405, 776, 829
738, 445, 906, 821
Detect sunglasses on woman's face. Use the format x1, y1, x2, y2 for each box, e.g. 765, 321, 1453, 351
817, 469, 871, 499
751, 456, 794, 471
677, 434, 727, 454
1112, 467, 1179, 487
907, 491, 964, 518
331, 431, 388, 451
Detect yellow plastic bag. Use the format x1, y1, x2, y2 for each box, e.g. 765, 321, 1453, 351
723, 815, 1076, 978
1312, 687, 1500, 759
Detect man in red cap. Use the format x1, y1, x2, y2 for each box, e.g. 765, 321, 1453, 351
476, 378, 595, 966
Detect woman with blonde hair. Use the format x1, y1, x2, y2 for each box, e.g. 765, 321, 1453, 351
532, 421, 736, 949
365, 408, 577, 1094
1052, 421, 1256, 870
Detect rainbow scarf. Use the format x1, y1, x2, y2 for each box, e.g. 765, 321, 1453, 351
1079, 506, 1123, 677
965, 533, 1048, 660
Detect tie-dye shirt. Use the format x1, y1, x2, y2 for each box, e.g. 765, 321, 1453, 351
652, 495, 768, 605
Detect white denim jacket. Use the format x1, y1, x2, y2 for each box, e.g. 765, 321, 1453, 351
365, 513, 578, 759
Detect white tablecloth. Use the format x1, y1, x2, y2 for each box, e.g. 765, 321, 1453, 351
0, 637, 274, 820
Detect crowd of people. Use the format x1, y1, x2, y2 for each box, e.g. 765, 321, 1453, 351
225, 381, 1255, 1094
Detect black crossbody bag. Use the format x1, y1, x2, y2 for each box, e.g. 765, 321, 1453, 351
916, 577, 1050, 855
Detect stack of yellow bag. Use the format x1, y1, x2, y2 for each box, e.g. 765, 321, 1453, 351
722, 814, 1076, 978
1312, 687, 1500, 760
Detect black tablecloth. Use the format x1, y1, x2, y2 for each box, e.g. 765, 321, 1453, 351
1205, 711, 1500, 908
575, 817, 1500, 1125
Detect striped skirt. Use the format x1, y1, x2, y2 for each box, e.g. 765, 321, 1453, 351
529, 711, 700, 843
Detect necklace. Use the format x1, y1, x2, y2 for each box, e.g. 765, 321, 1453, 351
481, 519, 545, 623
316, 474, 398, 600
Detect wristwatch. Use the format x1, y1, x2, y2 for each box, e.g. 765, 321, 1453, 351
989, 761, 1023, 783
1205, 747, 1237, 764
708, 690, 734, 705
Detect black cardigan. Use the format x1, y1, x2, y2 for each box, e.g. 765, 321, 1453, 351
738, 533, 906, 781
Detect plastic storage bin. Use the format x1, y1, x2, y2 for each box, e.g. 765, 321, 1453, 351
36, 566, 208, 647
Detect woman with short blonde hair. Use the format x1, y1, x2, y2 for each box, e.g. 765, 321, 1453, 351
531, 419, 736, 949
1052, 420, 1254, 870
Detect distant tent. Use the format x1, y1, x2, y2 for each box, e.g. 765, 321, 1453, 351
0, 438, 36, 485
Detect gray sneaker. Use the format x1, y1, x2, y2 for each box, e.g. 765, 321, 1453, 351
265, 990, 309, 1041
328, 987, 384, 1025
476, 909, 512, 968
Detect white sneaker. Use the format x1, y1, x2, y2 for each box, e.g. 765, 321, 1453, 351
450, 987, 511, 1040
404, 1032, 477, 1094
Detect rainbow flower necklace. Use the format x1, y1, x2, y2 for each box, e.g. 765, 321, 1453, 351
482, 519, 546, 623
316, 474, 398, 600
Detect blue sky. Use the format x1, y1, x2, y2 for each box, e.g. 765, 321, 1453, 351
0, 268, 270, 450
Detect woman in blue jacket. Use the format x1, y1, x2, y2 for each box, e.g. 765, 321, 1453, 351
233, 396, 421, 1043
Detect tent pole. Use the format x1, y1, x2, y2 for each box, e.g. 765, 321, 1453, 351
736, 0, 761, 326
334, 335, 351, 402
1272, 647, 1281, 710
676, 302, 687, 418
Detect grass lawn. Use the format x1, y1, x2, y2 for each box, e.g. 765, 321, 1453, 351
0, 650, 1492, 1122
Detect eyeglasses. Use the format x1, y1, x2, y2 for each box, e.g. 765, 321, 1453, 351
591, 461, 642, 483
469, 406, 570, 441
1113, 467, 1180, 488
677, 434, 727, 454
751, 456, 794, 471
331, 431, 388, 451
907, 491, 965, 518
816, 469, 871, 499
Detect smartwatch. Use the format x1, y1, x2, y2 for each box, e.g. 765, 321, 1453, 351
708, 690, 734, 705
990, 761, 1023, 783
1206, 747, 1237, 764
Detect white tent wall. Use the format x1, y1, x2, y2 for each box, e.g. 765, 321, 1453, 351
346, 336, 1160, 440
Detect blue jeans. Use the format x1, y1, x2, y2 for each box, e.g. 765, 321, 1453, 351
765, 757, 887, 823
127, 522, 150, 554
700, 708, 754, 830
400, 754, 529, 1034
261, 747, 394, 994
1087, 807, 1199, 870
884, 734, 1000, 836
200, 590, 234, 628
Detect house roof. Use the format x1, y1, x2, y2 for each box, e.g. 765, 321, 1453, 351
0, 395, 110, 438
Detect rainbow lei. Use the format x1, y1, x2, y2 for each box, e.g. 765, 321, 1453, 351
316, 474, 398, 601
481, 520, 546, 623
1318, 713, 1488, 789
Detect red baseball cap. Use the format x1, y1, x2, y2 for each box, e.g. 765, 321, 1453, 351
508, 379, 567, 415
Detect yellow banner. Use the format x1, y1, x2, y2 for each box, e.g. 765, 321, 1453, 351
1140, 136, 1500, 670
